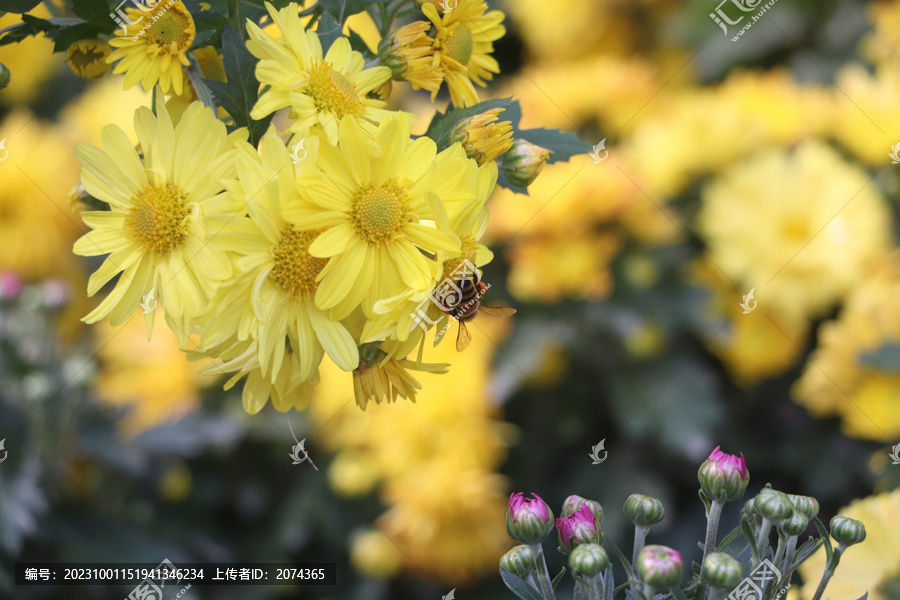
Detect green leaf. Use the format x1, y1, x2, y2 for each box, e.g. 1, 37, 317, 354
203, 24, 272, 146
49, 21, 100, 53
191, 9, 227, 49
699, 489, 711, 517
315, 9, 342, 54
500, 568, 545, 600
741, 515, 760, 565
788, 537, 824, 570
516, 127, 592, 164
574, 581, 589, 600
813, 517, 833, 566
716, 525, 744, 552
0, 0, 42, 13
669, 586, 689, 600
0, 14, 57, 46
550, 566, 566, 590
604, 538, 635, 581
320, 0, 380, 24
71, 0, 114, 30
602, 566, 614, 600
859, 343, 900, 372
423, 96, 516, 149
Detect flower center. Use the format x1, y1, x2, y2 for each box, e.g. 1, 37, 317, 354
147, 4, 195, 52
444, 23, 474, 65
125, 183, 190, 255
350, 180, 411, 246
270, 227, 328, 296
306, 61, 364, 118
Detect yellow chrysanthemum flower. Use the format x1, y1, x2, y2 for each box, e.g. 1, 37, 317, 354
449, 107, 514, 165
246, 2, 393, 143
66, 38, 113, 80
378, 21, 444, 94
793, 253, 900, 441
285, 115, 468, 320
107, 1, 196, 95
697, 140, 891, 326
422, 0, 505, 107
798, 489, 900, 600
352, 342, 449, 409
73, 92, 247, 342
199, 129, 358, 384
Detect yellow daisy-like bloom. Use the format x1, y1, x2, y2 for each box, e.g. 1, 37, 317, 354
200, 129, 358, 385
286, 115, 466, 320
107, 1, 196, 95
66, 38, 113, 80
73, 92, 247, 342
422, 0, 506, 107
353, 342, 449, 409
798, 489, 900, 600
378, 21, 444, 94
246, 2, 393, 143
793, 253, 900, 441
697, 140, 891, 326
449, 107, 514, 165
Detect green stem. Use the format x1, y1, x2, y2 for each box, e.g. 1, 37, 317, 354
779, 535, 798, 588
529, 544, 557, 600
632, 525, 650, 566
810, 546, 843, 600
703, 500, 724, 559
755, 517, 773, 564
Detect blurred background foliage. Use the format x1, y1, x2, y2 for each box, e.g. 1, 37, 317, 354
2, 0, 900, 598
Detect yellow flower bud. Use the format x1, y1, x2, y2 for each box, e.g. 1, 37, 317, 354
66, 39, 113, 80
450, 108, 514, 165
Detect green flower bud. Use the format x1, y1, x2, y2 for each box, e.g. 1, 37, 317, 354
701, 552, 743, 588
698, 446, 749, 503
637, 545, 682, 587
500, 545, 536, 578
568, 543, 609, 578
830, 516, 866, 547
742, 496, 757, 520
0, 63, 10, 90
377, 36, 407, 81
506, 492, 555, 545
777, 511, 809, 537
623, 494, 666, 527
788, 494, 820, 520
561, 494, 604, 522
755, 488, 793, 522
502, 139, 551, 188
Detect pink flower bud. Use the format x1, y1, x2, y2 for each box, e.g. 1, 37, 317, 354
505, 492, 554, 545
698, 446, 749, 503
556, 505, 600, 553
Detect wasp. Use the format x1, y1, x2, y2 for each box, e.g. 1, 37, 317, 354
438, 270, 516, 352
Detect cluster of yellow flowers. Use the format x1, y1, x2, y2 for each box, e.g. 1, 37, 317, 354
63, 0, 531, 415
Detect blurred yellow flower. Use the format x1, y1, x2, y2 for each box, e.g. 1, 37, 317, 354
0, 7, 62, 105
107, 1, 196, 95
798, 489, 900, 600
351, 529, 403, 579
94, 308, 202, 437
66, 39, 113, 80
310, 319, 512, 582
794, 253, 900, 441
697, 141, 891, 326
60, 77, 150, 147
0, 111, 82, 280
862, 0, 900, 69
831, 64, 900, 166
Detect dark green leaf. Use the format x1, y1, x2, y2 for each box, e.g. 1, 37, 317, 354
741, 515, 760, 565
499, 568, 544, 600
49, 21, 100, 53
716, 525, 744, 552
550, 566, 565, 590
71, 0, 114, 30
346, 27, 372, 55
423, 96, 516, 149
203, 24, 272, 146
0, 14, 56, 46
669, 586, 689, 600
699, 489, 711, 516
604, 538, 635, 581
859, 343, 900, 372
602, 566, 614, 600
516, 126, 592, 164
320, 0, 379, 24
191, 9, 227, 49
0, 0, 42, 13
813, 517, 833, 566
315, 9, 343, 54
788, 537, 824, 570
